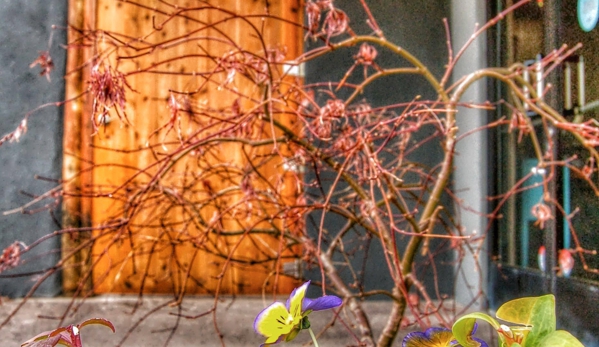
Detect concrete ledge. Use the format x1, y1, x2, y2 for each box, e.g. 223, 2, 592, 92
0, 295, 453, 347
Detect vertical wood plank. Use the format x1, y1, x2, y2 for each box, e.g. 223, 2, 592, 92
62, 0, 96, 295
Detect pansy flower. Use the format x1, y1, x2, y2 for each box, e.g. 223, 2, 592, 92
402, 325, 488, 347
254, 281, 342, 345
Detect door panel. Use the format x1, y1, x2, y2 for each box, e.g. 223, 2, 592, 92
82, 0, 302, 295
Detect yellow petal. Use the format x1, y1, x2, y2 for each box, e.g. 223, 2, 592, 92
255, 302, 294, 339
285, 327, 301, 342
288, 282, 308, 325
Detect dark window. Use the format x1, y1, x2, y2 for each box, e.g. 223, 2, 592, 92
490, 2, 599, 346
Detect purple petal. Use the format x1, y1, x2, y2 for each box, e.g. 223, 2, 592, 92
471, 322, 479, 334
402, 327, 453, 347
303, 295, 342, 312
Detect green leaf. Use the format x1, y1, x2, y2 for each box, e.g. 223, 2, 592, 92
452, 312, 500, 347
495, 295, 556, 347
537, 330, 585, 347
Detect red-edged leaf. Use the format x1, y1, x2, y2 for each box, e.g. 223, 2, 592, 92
22, 318, 115, 347
21, 330, 53, 345
21, 334, 62, 347
78, 318, 116, 333
21, 331, 70, 347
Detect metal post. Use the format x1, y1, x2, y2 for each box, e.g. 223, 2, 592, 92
564, 63, 572, 111
451, 0, 488, 310
578, 56, 585, 108
543, 0, 562, 295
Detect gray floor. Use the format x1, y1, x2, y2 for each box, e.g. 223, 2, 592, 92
0, 295, 458, 347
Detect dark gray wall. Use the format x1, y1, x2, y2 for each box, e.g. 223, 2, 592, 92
305, 1, 453, 298
0, 1, 66, 297
306, 1, 450, 105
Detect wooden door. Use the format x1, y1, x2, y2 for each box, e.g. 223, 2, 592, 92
63, 0, 303, 296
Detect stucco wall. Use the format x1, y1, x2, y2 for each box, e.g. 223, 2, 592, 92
0, 1, 66, 297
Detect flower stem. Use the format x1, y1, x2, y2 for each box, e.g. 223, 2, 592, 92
308, 327, 319, 347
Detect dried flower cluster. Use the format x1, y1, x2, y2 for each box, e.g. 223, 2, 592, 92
29, 51, 54, 81
305, 0, 350, 41
89, 62, 132, 132
0, 241, 25, 274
